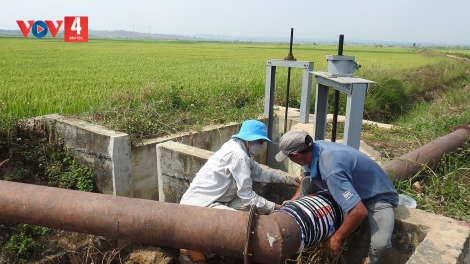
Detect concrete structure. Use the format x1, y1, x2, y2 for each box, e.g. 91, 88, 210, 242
42, 115, 269, 200
42, 114, 133, 197
394, 206, 470, 264
156, 140, 294, 204
37, 109, 470, 264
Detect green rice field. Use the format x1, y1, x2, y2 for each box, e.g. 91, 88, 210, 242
0, 37, 440, 117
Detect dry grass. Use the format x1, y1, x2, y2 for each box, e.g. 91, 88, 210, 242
286, 236, 354, 264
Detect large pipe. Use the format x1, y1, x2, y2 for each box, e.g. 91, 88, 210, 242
381, 125, 470, 180
0, 180, 300, 264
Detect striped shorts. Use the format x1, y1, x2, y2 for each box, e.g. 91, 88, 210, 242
277, 192, 344, 251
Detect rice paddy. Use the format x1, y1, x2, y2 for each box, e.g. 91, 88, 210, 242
0, 37, 439, 118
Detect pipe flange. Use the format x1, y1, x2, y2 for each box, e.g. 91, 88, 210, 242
243, 205, 257, 264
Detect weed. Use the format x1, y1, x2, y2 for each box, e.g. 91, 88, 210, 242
392, 142, 470, 222
2, 168, 29, 182
287, 236, 353, 264
45, 153, 95, 192
365, 78, 408, 121
0, 115, 95, 262
1, 224, 49, 263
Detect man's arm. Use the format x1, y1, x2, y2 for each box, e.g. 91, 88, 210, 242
231, 157, 280, 214
281, 179, 303, 205
249, 160, 300, 187
284, 164, 312, 203
325, 201, 368, 258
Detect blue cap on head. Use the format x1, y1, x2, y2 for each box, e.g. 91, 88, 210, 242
231, 120, 273, 144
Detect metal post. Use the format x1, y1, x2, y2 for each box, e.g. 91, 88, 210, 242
284, 28, 296, 133
264, 63, 276, 140
313, 83, 329, 141
332, 34, 344, 142
343, 83, 368, 149
299, 63, 314, 123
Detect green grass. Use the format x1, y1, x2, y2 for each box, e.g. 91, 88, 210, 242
388, 77, 470, 222
1, 38, 438, 118
3, 37, 459, 143
430, 46, 470, 59
360, 76, 470, 222
391, 142, 470, 222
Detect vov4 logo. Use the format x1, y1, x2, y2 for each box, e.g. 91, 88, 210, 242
16, 16, 88, 42
16, 20, 62, 38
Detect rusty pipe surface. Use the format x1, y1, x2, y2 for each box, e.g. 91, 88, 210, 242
0, 180, 300, 264
381, 125, 470, 180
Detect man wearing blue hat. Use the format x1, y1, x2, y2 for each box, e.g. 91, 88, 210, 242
180, 120, 300, 264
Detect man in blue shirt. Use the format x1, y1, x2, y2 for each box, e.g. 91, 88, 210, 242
276, 128, 398, 264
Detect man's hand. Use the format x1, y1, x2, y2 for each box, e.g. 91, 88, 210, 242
323, 202, 367, 260
281, 199, 292, 206
285, 176, 300, 187
324, 235, 342, 259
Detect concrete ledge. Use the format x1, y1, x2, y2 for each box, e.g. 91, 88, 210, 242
41, 114, 132, 197
396, 206, 470, 264
156, 141, 213, 203
273, 105, 394, 129
156, 140, 297, 204
40, 114, 269, 200
133, 120, 270, 200
341, 206, 470, 263
132, 121, 242, 200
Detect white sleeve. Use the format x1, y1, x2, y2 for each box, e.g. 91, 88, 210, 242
250, 160, 288, 184
230, 156, 276, 214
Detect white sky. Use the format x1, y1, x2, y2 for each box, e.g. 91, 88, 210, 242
1, 0, 469, 45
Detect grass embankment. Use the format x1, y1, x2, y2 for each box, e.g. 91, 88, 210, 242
357, 48, 470, 225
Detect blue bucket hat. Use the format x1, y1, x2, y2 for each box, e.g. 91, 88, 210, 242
231, 120, 273, 144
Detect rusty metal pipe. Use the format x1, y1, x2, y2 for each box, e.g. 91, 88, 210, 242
381, 125, 470, 180
0, 180, 300, 264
